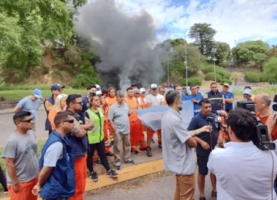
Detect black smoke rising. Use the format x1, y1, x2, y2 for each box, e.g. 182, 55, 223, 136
75, 0, 164, 88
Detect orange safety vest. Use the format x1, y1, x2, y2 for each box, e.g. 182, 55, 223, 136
125, 97, 139, 122
104, 96, 116, 116
140, 97, 148, 109
99, 104, 107, 121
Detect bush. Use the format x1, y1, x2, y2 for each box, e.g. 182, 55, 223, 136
219, 79, 232, 85
245, 71, 260, 83
260, 73, 267, 82
188, 77, 202, 86
72, 61, 100, 88
204, 72, 221, 82
181, 77, 202, 86
201, 65, 214, 74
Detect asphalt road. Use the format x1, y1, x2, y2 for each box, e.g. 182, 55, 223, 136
0, 107, 48, 146
85, 172, 215, 200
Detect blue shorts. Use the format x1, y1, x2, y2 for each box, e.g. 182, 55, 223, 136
197, 155, 209, 175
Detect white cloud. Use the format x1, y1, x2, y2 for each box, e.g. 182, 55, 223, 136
112, 0, 277, 47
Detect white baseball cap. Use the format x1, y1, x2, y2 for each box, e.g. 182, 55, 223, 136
140, 88, 146, 93
150, 84, 157, 89
96, 91, 102, 96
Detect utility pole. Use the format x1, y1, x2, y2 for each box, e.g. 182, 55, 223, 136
211, 48, 217, 82
184, 36, 188, 87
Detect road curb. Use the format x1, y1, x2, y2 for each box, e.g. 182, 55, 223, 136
0, 159, 164, 200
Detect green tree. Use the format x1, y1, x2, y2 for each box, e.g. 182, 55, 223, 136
154, 38, 206, 84
232, 40, 269, 71
264, 57, 277, 83
0, 0, 87, 76
188, 23, 216, 56
268, 45, 277, 57
214, 42, 231, 66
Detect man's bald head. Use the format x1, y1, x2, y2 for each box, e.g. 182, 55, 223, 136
255, 93, 271, 107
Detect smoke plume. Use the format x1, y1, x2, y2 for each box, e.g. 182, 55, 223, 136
75, 0, 164, 88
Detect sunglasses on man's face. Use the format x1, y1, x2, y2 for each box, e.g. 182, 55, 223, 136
63, 119, 74, 124
73, 102, 83, 105
21, 118, 34, 123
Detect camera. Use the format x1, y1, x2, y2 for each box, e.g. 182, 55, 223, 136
214, 115, 228, 133
254, 118, 275, 150
235, 101, 275, 150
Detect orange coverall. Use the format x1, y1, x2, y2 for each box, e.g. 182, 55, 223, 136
125, 96, 141, 152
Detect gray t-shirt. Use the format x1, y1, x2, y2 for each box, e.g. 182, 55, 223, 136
44, 142, 63, 167
108, 102, 130, 134
16, 96, 40, 121
161, 108, 195, 175
2, 131, 39, 185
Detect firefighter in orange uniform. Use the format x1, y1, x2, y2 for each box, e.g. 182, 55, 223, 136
136, 88, 148, 150
104, 87, 117, 144
96, 91, 113, 156
125, 87, 142, 154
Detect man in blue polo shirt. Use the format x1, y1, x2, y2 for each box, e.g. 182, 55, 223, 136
221, 83, 234, 113
185, 84, 203, 115
187, 98, 219, 200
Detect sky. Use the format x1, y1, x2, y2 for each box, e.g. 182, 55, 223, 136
110, 0, 277, 48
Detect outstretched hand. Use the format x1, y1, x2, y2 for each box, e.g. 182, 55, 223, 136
201, 125, 212, 133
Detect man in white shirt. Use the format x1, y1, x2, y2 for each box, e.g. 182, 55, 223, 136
162, 90, 211, 200
208, 108, 277, 200
145, 83, 164, 157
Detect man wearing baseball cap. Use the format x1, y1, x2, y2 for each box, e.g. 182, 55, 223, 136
222, 83, 234, 113
14, 89, 43, 125
242, 88, 253, 101
145, 83, 165, 157
44, 83, 65, 134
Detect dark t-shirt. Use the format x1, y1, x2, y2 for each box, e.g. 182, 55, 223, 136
187, 112, 218, 156
66, 110, 88, 158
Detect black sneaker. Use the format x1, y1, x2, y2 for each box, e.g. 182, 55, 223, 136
105, 152, 114, 156
158, 143, 162, 149
146, 146, 152, 157
115, 165, 120, 170
107, 169, 118, 178
90, 172, 98, 182
93, 159, 101, 165
124, 159, 135, 164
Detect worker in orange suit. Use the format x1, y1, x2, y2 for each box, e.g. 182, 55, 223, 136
136, 88, 148, 150
125, 87, 142, 154
104, 87, 117, 144
96, 90, 113, 156
217, 110, 229, 147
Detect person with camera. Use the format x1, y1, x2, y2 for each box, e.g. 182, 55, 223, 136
161, 91, 211, 200
187, 98, 220, 200
254, 93, 277, 141
207, 108, 277, 199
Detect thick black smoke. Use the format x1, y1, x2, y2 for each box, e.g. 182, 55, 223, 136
76, 0, 164, 88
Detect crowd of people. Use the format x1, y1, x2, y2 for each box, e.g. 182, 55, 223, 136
1, 81, 277, 200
